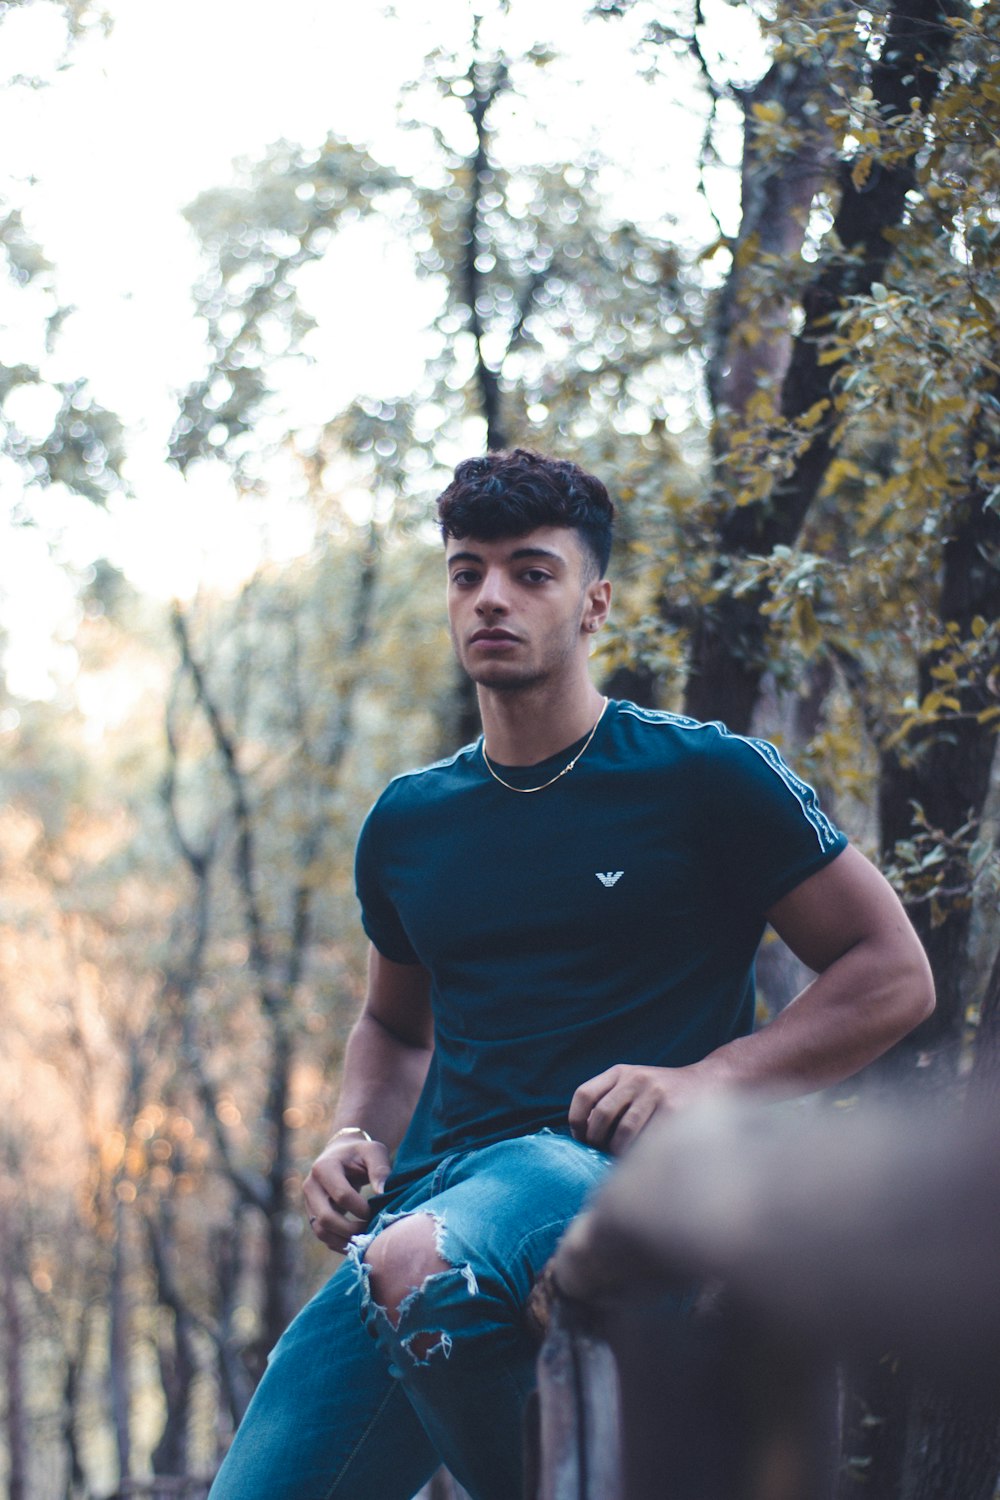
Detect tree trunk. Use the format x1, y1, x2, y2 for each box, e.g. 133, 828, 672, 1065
841, 353, 1000, 1492
874, 396, 1000, 1087
463, 49, 510, 455
684, 0, 958, 729
969, 941, 1000, 1110
148, 1208, 200, 1477
110, 1198, 133, 1487
211, 1218, 255, 1432
61, 1336, 89, 1500
1, 1226, 28, 1500
263, 1027, 300, 1354
706, 54, 836, 424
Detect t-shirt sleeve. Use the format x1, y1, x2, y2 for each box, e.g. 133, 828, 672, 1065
698, 727, 848, 915
354, 802, 421, 965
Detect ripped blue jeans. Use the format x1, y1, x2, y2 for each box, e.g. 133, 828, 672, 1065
208, 1129, 611, 1500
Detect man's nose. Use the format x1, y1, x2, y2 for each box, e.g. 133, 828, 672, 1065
475, 569, 510, 615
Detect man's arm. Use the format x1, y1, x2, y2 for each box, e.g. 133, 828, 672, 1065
568, 845, 935, 1154
304, 945, 433, 1252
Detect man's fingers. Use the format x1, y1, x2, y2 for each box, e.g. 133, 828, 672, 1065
303, 1137, 393, 1251
306, 1167, 370, 1222
581, 1085, 634, 1152
568, 1066, 621, 1138
302, 1178, 370, 1251
571, 1063, 707, 1153
358, 1140, 392, 1196
306, 1201, 369, 1254
570, 1065, 669, 1151
302, 1166, 367, 1238
604, 1099, 655, 1154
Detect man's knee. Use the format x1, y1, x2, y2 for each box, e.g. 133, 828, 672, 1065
365, 1213, 449, 1326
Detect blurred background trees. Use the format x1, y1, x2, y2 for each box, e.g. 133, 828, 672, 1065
1, 0, 125, 512
1, 0, 998, 1495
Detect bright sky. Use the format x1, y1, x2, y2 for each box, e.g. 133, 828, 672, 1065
1, 0, 758, 701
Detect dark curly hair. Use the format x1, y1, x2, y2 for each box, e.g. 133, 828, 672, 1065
436, 449, 616, 577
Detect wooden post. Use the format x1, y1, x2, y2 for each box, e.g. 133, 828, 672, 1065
525, 1298, 624, 1500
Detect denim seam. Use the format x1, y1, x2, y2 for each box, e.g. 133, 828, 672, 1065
508, 1215, 580, 1268
324, 1378, 402, 1500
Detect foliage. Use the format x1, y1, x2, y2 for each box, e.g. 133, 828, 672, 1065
0, 6, 124, 513
0, 512, 457, 1488
169, 137, 406, 480
170, 32, 696, 498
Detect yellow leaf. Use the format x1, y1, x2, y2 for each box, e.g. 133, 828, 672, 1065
793, 597, 823, 656
824, 458, 863, 490
817, 347, 846, 367
885, 715, 918, 749
971, 291, 996, 323
852, 156, 874, 191
799, 399, 831, 430
929, 423, 961, 457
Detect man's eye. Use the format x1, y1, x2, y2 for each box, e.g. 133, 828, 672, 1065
522, 570, 551, 584
451, 571, 478, 586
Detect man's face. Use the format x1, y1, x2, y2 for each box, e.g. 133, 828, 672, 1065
445, 527, 610, 692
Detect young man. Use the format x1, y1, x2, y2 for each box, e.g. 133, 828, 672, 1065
209, 449, 933, 1500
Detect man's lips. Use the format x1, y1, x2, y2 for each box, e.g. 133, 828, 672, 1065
470, 628, 520, 645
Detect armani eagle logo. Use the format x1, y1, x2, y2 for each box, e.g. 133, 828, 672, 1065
595, 871, 624, 887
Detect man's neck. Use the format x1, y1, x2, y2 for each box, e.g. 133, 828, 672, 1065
478, 678, 607, 766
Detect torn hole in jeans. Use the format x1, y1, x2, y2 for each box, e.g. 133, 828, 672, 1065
349, 1208, 480, 1368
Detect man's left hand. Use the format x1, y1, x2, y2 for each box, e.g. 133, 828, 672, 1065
568, 1062, 712, 1154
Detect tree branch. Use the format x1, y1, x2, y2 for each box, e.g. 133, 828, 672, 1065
462, 51, 510, 451
170, 604, 285, 1020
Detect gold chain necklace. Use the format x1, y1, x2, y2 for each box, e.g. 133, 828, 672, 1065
481, 698, 609, 794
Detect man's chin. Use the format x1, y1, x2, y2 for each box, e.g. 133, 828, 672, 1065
464, 662, 541, 692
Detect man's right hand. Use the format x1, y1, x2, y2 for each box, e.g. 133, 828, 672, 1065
303, 1134, 392, 1254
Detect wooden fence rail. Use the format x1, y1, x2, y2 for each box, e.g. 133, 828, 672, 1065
527, 1096, 1000, 1500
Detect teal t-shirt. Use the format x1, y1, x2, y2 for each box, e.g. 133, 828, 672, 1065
355, 700, 847, 1191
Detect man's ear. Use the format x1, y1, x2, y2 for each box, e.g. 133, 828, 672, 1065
583, 579, 612, 634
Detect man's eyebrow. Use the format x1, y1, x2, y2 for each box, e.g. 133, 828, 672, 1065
446, 546, 566, 567
509, 547, 564, 565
